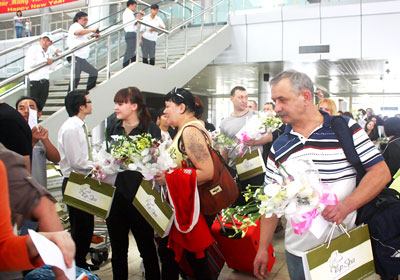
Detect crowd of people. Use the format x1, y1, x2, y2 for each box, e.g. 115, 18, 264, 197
1, 68, 399, 280
3, 3, 400, 279
22, 1, 165, 113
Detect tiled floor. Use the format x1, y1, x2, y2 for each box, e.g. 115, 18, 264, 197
94, 226, 381, 280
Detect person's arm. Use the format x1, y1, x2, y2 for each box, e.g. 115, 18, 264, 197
244, 133, 273, 147
24, 155, 31, 173
37, 126, 60, 163
31, 196, 63, 231
253, 215, 278, 280
74, 27, 99, 36
322, 160, 391, 224
182, 126, 214, 185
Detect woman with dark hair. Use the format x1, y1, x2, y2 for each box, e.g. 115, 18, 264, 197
382, 117, 400, 179
156, 106, 172, 142
193, 95, 216, 131
365, 119, 379, 144
154, 88, 215, 280
14, 10, 23, 38
106, 87, 161, 280
67, 11, 100, 91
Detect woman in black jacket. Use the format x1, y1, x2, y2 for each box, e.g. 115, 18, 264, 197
106, 87, 161, 280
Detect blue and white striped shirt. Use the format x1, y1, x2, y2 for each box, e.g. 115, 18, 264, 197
265, 111, 383, 256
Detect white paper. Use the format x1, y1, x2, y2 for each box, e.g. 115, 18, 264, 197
28, 107, 38, 129
309, 215, 330, 239
28, 229, 75, 280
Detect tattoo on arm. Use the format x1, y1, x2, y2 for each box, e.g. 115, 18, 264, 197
186, 132, 209, 163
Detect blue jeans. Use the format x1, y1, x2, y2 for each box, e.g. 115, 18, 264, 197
25, 29, 30, 37
15, 26, 22, 38
285, 250, 306, 280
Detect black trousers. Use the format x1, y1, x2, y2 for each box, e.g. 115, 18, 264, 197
62, 177, 94, 269
68, 57, 98, 91
106, 191, 160, 280
158, 215, 215, 280
123, 31, 137, 68
30, 80, 49, 110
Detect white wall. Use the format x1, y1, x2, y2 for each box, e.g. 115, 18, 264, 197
214, 0, 400, 64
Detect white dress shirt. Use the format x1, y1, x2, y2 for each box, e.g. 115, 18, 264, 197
67, 22, 90, 59
58, 116, 93, 178
24, 44, 57, 81
141, 14, 165, 42
123, 8, 137, 32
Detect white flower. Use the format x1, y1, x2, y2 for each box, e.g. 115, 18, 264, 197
264, 183, 280, 197
285, 180, 302, 198
127, 163, 137, 170
142, 154, 152, 163
141, 148, 149, 157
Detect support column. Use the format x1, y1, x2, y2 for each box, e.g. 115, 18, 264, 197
40, 7, 51, 33
201, 0, 213, 23
88, 0, 110, 145
258, 72, 271, 110
88, 0, 110, 30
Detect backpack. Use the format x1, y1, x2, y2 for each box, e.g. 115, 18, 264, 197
331, 116, 400, 279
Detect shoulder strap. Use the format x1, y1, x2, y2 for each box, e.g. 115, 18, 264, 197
178, 125, 211, 156
330, 116, 366, 185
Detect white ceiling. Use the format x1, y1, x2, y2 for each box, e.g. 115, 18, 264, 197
184, 58, 400, 98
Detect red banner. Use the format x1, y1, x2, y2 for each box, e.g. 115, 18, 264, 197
0, 0, 78, 14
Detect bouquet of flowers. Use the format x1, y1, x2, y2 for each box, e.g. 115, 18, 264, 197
92, 133, 176, 181
210, 130, 239, 151
235, 112, 282, 154
258, 111, 283, 135
222, 159, 337, 238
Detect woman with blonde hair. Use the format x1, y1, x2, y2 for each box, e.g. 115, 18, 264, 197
318, 98, 337, 115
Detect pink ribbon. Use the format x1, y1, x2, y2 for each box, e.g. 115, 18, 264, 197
320, 183, 338, 206
291, 208, 319, 236
237, 132, 252, 155
291, 184, 338, 235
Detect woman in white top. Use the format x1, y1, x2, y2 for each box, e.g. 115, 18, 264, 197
140, 4, 165, 65
14, 10, 23, 38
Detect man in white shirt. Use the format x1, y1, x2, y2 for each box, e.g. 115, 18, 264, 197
67, 12, 100, 92
16, 97, 60, 188
58, 90, 94, 270
123, 0, 144, 68
24, 32, 60, 109
140, 4, 165, 65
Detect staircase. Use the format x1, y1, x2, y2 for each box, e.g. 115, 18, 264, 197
41, 24, 226, 120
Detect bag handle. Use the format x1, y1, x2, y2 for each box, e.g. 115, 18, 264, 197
177, 124, 212, 156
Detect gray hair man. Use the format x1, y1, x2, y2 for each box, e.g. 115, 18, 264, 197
253, 70, 390, 280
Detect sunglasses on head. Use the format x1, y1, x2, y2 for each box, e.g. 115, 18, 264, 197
167, 87, 185, 100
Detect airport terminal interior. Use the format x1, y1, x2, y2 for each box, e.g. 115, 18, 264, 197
1, 0, 399, 279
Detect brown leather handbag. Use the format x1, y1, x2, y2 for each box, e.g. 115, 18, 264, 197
178, 125, 239, 215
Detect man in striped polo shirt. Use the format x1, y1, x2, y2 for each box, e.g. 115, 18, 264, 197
253, 70, 391, 280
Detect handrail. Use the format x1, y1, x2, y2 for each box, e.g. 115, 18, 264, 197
169, 0, 223, 34
0, 17, 169, 90
0, 28, 65, 57
0, 0, 225, 91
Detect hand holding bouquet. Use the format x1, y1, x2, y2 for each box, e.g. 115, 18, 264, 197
222, 159, 338, 238
92, 133, 176, 182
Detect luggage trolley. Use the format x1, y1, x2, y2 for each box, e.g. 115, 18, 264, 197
89, 217, 111, 267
